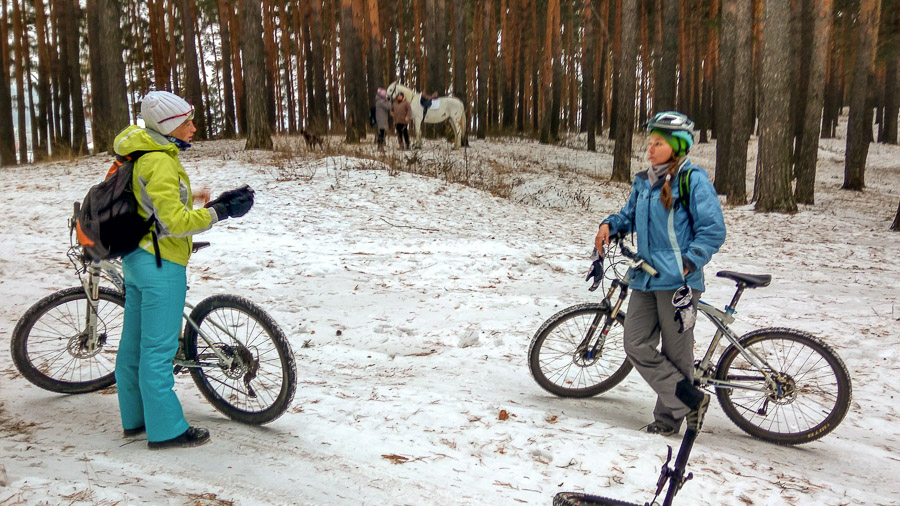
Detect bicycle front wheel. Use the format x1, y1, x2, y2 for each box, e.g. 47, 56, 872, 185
714, 327, 852, 445
183, 295, 297, 425
11, 286, 125, 393
528, 303, 631, 398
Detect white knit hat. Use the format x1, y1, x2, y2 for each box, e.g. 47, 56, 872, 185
140, 91, 194, 135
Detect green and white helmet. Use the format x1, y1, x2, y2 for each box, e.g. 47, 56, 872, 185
645, 111, 695, 157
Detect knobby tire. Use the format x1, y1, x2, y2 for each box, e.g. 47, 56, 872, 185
529, 303, 632, 398
11, 286, 125, 394
183, 295, 297, 425
714, 327, 851, 445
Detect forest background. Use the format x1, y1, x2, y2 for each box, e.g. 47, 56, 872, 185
0, 0, 897, 222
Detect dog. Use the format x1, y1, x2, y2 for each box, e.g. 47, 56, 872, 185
300, 128, 323, 150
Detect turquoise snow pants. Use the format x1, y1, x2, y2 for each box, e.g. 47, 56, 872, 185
115, 248, 190, 442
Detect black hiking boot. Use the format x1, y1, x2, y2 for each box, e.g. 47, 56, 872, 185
148, 426, 210, 450
646, 420, 679, 437
123, 425, 146, 438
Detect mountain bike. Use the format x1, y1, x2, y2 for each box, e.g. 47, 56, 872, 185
528, 233, 851, 446
10, 207, 297, 425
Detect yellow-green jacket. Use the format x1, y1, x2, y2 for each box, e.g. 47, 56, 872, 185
113, 125, 216, 266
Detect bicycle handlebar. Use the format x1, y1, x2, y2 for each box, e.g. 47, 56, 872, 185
605, 233, 659, 277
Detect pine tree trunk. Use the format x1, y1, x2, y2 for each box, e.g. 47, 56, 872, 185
0, 0, 17, 165
66, 0, 87, 155
12, 0, 27, 162
755, 0, 797, 213
477, 0, 490, 138
89, 0, 129, 154
609, 0, 621, 140
367, 0, 383, 92
549, 0, 562, 140
33, 0, 50, 159
87, 0, 106, 152
584, 0, 596, 151
339, 0, 365, 143
227, 3, 245, 134
452, 0, 469, 144
714, 0, 736, 196
843, 0, 881, 191
795, 0, 833, 204
611, 0, 637, 183
884, 55, 899, 144
881, 1, 898, 145
724, 0, 752, 205
240, 0, 272, 149
500, 0, 514, 130
307, 0, 328, 134
181, 0, 205, 139
539, 0, 556, 143
216, 0, 236, 137
655, 0, 678, 111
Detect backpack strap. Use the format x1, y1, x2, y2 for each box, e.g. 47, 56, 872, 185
121, 150, 162, 268
674, 168, 695, 229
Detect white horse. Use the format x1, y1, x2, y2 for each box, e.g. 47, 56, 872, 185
386, 82, 466, 149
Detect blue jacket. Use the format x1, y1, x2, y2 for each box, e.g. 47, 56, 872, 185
602, 159, 726, 292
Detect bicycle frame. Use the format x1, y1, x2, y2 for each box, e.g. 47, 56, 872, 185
69, 247, 240, 371
693, 297, 779, 395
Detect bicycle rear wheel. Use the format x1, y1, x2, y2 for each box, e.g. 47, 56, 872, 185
528, 303, 631, 398
553, 492, 642, 506
11, 286, 125, 393
183, 295, 297, 425
714, 327, 852, 445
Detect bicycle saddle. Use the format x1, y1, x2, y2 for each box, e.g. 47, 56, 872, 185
716, 271, 772, 288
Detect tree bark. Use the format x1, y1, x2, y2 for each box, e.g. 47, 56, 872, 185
66, 0, 87, 155
584, 0, 596, 151
843, 0, 881, 191
88, 0, 129, 154
714, 0, 736, 197
795, 0, 834, 204
216, 0, 236, 137
880, 1, 898, 144
611, 0, 638, 183
339, 0, 366, 143
33, 0, 51, 160
0, 0, 16, 165
477, 0, 490, 138
884, 55, 899, 144
12, 0, 27, 161
539, 0, 557, 143
452, 0, 469, 145
755, 0, 797, 212
308, 0, 328, 133
240, 0, 272, 149
181, 0, 205, 139
655, 0, 678, 111
722, 0, 752, 205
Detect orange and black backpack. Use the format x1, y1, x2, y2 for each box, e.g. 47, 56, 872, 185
75, 151, 159, 264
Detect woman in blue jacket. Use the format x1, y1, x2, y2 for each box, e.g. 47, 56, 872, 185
595, 111, 726, 436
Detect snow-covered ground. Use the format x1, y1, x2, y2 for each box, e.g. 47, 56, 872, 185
1, 124, 898, 505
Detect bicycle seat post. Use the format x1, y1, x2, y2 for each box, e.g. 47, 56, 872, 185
726, 283, 748, 314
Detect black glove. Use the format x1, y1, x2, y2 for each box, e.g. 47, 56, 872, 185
209, 186, 254, 220
206, 185, 251, 209
585, 248, 604, 292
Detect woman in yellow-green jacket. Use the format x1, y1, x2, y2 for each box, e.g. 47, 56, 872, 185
114, 90, 254, 450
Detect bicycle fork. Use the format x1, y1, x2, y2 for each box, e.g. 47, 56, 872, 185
581, 280, 629, 360
79, 264, 103, 352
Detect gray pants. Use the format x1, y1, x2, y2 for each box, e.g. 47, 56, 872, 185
623, 288, 702, 428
